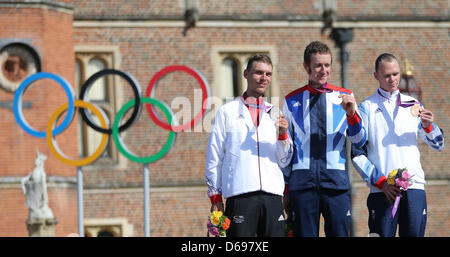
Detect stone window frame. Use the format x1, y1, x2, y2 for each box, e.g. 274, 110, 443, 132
74, 45, 127, 170
84, 218, 134, 237
211, 45, 280, 103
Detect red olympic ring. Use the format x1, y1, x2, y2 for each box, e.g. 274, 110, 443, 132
145, 65, 210, 132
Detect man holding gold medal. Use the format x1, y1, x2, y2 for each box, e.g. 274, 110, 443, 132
351, 53, 444, 237
282, 41, 366, 237
205, 54, 293, 237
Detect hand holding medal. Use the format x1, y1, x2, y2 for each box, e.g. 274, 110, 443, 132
409, 102, 434, 129
337, 93, 356, 116
270, 106, 288, 136
277, 114, 288, 136
269, 105, 281, 121
418, 108, 434, 129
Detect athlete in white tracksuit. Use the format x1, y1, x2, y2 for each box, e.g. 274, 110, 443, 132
205, 54, 293, 237
351, 53, 444, 237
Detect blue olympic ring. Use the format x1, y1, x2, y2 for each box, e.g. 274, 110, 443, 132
13, 72, 75, 138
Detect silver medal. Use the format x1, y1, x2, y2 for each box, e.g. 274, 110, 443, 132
270, 105, 282, 121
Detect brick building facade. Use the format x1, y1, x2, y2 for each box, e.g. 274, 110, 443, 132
0, 0, 448, 237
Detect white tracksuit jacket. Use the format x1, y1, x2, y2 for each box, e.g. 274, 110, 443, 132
352, 89, 444, 193
205, 97, 293, 199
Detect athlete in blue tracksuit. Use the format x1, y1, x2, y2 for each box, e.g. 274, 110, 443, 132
282, 41, 366, 237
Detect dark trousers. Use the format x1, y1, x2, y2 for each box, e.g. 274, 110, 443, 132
224, 191, 285, 237
289, 188, 351, 237
367, 189, 427, 237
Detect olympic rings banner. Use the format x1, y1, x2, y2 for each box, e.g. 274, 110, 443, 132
12, 65, 211, 166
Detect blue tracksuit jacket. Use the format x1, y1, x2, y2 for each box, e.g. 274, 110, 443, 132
282, 84, 366, 191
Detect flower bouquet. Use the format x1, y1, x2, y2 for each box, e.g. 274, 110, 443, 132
387, 168, 413, 218
207, 211, 230, 237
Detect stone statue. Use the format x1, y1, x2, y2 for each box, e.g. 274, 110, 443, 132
21, 149, 54, 220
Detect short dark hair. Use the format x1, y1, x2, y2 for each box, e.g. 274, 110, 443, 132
245, 54, 272, 71
304, 41, 332, 66
374, 53, 399, 72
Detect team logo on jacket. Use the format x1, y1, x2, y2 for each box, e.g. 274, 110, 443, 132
370, 210, 376, 220
233, 215, 245, 224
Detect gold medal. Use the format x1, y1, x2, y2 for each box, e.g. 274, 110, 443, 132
410, 104, 422, 118
329, 91, 342, 105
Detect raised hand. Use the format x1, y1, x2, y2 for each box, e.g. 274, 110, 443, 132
276, 114, 288, 136
339, 94, 356, 116
419, 108, 434, 129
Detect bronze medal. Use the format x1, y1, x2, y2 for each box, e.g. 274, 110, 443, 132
410, 104, 422, 118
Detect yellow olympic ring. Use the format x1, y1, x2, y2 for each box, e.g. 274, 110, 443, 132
46, 100, 109, 167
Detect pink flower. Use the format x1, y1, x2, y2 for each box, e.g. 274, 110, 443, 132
207, 220, 220, 236
208, 226, 220, 236
395, 178, 409, 190
401, 171, 410, 180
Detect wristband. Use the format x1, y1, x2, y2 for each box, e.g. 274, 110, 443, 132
423, 123, 433, 133
375, 176, 387, 190
278, 132, 288, 141
210, 194, 223, 204
347, 112, 360, 126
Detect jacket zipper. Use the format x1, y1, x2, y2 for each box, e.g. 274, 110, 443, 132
256, 127, 262, 190
316, 163, 320, 191
256, 111, 262, 191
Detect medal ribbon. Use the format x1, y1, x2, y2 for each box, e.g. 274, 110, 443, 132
310, 82, 333, 94
391, 194, 401, 218
377, 89, 419, 108
242, 93, 269, 111
242, 92, 270, 126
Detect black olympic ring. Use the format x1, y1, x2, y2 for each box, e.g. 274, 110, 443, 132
79, 69, 142, 134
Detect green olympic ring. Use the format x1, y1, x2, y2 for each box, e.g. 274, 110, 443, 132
112, 97, 176, 163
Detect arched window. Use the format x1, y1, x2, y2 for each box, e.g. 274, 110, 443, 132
75, 59, 82, 91
75, 52, 118, 164
399, 60, 422, 102
86, 58, 107, 101
84, 218, 134, 237
214, 49, 276, 104
84, 58, 110, 158
97, 230, 115, 237
221, 58, 240, 100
